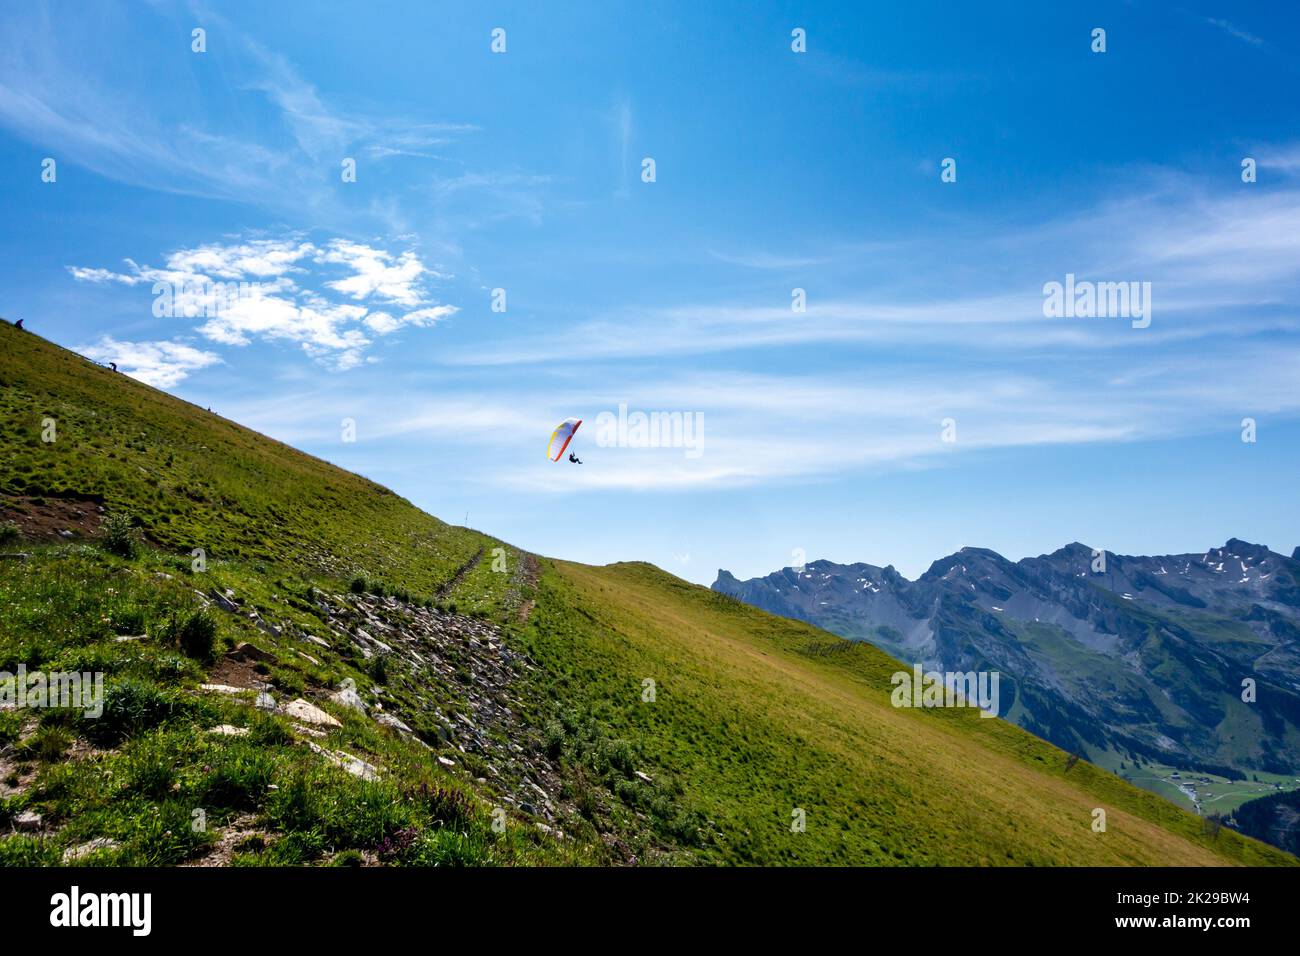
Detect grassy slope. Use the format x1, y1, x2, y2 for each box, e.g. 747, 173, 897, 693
0, 323, 509, 603
1, 324, 1292, 865
519, 561, 1290, 865
0, 326, 552, 866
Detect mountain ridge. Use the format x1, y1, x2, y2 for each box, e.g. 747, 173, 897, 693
714, 538, 1300, 788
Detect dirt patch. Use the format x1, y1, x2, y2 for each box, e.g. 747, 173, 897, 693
205, 656, 272, 691
64, 737, 117, 763
181, 813, 268, 867
515, 598, 536, 624
0, 714, 55, 799
0, 493, 103, 543
0, 746, 36, 799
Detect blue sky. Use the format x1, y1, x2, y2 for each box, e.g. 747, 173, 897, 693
2, 0, 1299, 584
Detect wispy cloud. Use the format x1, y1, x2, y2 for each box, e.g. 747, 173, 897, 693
0, 5, 481, 228
213, 339, 1300, 493
445, 172, 1300, 366
1204, 17, 1265, 48
706, 249, 837, 270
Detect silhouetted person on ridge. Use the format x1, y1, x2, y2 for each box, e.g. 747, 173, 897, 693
13, 318, 23, 330
109, 362, 118, 372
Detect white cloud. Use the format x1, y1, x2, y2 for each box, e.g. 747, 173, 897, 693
364, 306, 458, 335
79, 337, 221, 388
165, 240, 317, 280
198, 290, 370, 353
317, 240, 435, 306
67, 235, 456, 371
65, 266, 145, 286
363, 311, 401, 335
402, 305, 458, 327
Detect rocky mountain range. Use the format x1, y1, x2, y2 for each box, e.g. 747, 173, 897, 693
714, 539, 1300, 777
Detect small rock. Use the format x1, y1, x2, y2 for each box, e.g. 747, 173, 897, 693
229, 642, 274, 663
199, 683, 247, 695
334, 751, 380, 781
331, 684, 368, 713
15, 810, 42, 832
210, 589, 239, 613
308, 743, 380, 780
255, 691, 277, 712
207, 724, 250, 737
62, 837, 119, 862
634, 770, 654, 784
437, 755, 456, 767
284, 698, 341, 728
375, 713, 413, 734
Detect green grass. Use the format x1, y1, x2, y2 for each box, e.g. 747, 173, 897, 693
512, 560, 1294, 865
1, 324, 1294, 866
0, 323, 512, 611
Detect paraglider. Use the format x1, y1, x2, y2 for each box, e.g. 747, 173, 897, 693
548, 417, 582, 462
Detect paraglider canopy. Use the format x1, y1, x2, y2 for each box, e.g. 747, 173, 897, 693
548, 417, 582, 461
